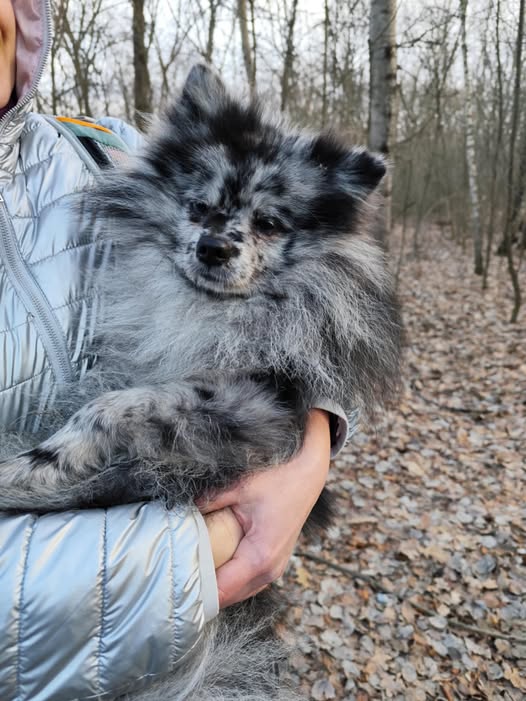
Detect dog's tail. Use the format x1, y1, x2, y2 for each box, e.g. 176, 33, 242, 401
124, 594, 303, 701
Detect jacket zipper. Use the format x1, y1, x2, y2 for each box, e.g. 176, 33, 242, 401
0, 194, 74, 385
0, 0, 73, 386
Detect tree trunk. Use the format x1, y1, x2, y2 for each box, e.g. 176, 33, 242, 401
280, 0, 299, 112
502, 0, 524, 322
132, 0, 152, 126
321, 0, 330, 126
238, 0, 256, 95
368, 0, 397, 245
482, 0, 504, 290
205, 0, 219, 63
460, 0, 483, 275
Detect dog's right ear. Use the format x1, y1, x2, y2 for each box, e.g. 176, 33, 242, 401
310, 133, 386, 197
168, 64, 226, 123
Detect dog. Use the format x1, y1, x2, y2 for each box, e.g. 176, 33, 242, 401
0, 65, 402, 699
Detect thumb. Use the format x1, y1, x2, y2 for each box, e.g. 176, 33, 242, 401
215, 553, 264, 607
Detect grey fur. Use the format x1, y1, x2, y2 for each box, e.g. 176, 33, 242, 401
0, 64, 402, 699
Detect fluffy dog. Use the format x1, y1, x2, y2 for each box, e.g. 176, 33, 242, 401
0, 65, 402, 699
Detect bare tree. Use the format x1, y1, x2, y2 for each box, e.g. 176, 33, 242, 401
280, 0, 299, 112
503, 0, 524, 322
131, 0, 152, 125
54, 0, 103, 116
368, 0, 397, 244
460, 0, 483, 275
482, 0, 504, 289
206, 1, 217, 63
321, 0, 330, 125
238, 0, 256, 94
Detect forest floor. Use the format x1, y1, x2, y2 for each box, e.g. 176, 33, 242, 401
282, 228, 526, 701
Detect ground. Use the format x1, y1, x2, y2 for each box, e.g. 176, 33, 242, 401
282, 229, 526, 701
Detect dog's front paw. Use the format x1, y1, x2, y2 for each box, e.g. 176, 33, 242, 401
188, 377, 304, 471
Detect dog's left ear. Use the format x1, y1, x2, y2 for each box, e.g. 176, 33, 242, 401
166, 64, 226, 127
177, 64, 226, 118
310, 134, 386, 196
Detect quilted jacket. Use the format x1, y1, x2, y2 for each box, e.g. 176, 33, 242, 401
0, 1, 218, 699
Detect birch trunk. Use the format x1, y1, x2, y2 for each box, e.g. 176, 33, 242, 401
368, 0, 397, 245
460, 0, 483, 275
482, 0, 504, 289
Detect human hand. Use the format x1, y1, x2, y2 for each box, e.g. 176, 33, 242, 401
198, 409, 331, 608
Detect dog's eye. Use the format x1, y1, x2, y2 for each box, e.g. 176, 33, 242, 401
188, 200, 210, 220
254, 214, 278, 234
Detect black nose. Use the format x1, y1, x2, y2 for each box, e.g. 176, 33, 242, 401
196, 236, 238, 266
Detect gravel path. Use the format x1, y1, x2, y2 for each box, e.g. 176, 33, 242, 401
282, 231, 526, 700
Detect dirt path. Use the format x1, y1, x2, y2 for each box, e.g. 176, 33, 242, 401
283, 231, 526, 700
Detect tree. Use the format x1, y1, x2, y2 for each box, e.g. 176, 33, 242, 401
460, 0, 483, 275
502, 0, 524, 322
238, 0, 256, 95
131, 0, 152, 125
368, 0, 397, 244
482, 0, 504, 289
280, 0, 299, 112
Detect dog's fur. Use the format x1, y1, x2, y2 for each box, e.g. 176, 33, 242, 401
0, 65, 402, 699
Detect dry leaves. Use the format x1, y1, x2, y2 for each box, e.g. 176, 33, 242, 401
281, 229, 526, 700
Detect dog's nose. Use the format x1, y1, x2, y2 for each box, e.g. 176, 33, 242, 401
196, 236, 238, 266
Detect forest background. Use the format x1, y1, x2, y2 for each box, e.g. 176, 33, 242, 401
40, 0, 525, 321
38, 1, 526, 699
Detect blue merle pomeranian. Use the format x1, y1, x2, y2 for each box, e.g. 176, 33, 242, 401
0, 65, 402, 699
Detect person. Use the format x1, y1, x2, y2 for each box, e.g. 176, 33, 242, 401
0, 0, 351, 699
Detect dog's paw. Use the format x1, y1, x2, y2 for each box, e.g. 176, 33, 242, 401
187, 377, 303, 469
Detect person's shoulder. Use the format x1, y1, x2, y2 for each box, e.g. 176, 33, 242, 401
95, 116, 145, 151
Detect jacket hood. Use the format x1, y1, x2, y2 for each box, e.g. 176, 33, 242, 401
12, 0, 52, 104
0, 0, 52, 179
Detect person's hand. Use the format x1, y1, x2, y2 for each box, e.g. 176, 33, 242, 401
198, 408, 331, 608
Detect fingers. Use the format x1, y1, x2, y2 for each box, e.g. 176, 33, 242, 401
215, 556, 274, 608
203, 507, 244, 568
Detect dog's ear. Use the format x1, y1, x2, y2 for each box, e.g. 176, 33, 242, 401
344, 148, 386, 194
173, 64, 226, 120
310, 134, 386, 196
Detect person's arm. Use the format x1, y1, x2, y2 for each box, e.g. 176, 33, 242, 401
199, 408, 332, 608
96, 116, 145, 151
0, 502, 219, 701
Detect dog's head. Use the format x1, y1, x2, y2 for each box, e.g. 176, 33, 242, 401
111, 64, 386, 296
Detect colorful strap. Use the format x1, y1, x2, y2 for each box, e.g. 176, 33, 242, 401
54, 116, 130, 168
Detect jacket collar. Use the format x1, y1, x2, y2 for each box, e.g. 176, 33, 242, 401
0, 0, 52, 180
